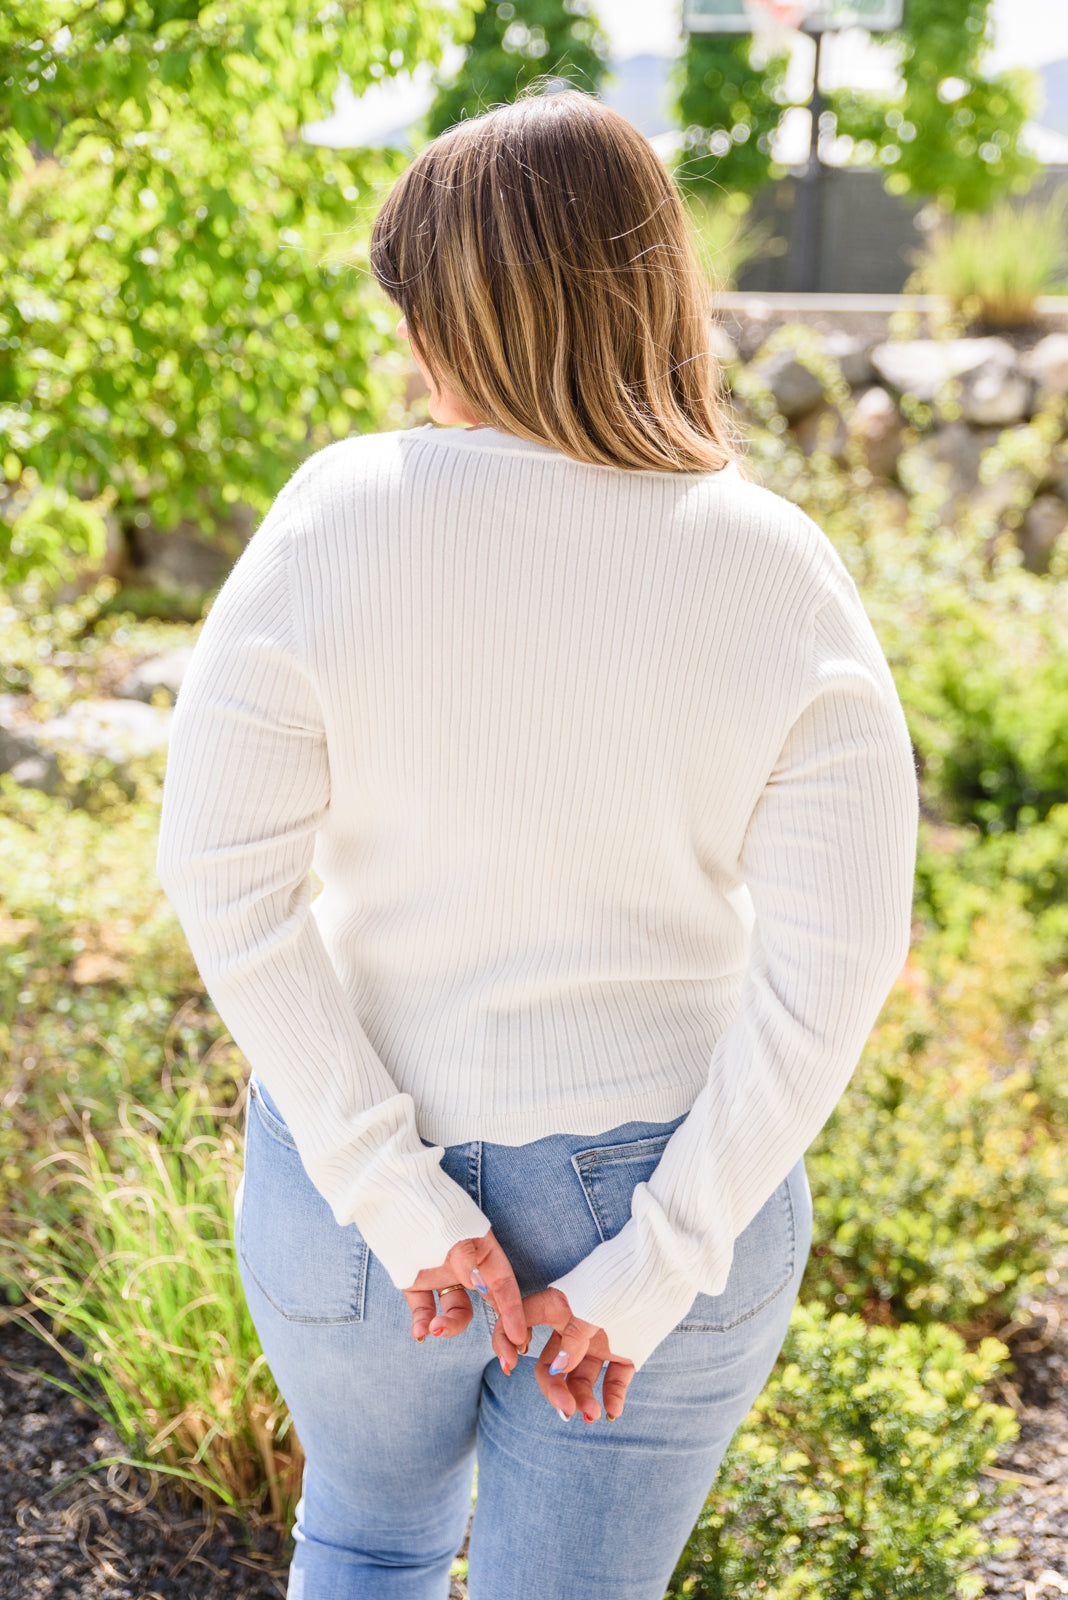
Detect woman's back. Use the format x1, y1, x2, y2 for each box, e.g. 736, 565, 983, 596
161, 413, 913, 1215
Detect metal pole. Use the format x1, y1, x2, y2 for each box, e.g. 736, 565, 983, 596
789, 26, 824, 293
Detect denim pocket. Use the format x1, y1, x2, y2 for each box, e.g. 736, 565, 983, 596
571, 1131, 797, 1333
236, 1080, 369, 1325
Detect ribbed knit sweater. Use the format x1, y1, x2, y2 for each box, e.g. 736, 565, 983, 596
157, 423, 918, 1370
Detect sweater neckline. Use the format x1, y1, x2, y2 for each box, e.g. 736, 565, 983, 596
411, 424, 741, 480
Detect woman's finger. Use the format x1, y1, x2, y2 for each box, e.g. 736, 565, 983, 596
490, 1314, 530, 1375
403, 1285, 472, 1341
497, 1286, 570, 1366
600, 1358, 635, 1421
403, 1288, 438, 1341
468, 1234, 528, 1350
564, 1353, 603, 1424
535, 1320, 594, 1412
427, 1284, 473, 1339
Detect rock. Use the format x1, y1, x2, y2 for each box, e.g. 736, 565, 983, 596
870, 336, 1022, 405
0, 696, 63, 793
847, 386, 905, 479
2, 698, 174, 794
37, 699, 172, 768
1022, 332, 1068, 394
747, 344, 826, 421
116, 646, 195, 706
896, 421, 986, 508
131, 528, 235, 596
792, 402, 849, 461
820, 330, 875, 389
956, 346, 1032, 425
1017, 494, 1068, 574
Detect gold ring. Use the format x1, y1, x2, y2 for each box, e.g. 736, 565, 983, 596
438, 1284, 467, 1294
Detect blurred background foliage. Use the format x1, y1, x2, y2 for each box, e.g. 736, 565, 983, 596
427, 0, 608, 135
675, 0, 1040, 209
0, 0, 475, 551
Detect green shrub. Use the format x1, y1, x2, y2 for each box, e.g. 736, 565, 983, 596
802, 915, 1068, 1328
0, 486, 109, 591
898, 598, 1068, 835
915, 809, 1068, 962
904, 190, 1068, 327
669, 1307, 1017, 1600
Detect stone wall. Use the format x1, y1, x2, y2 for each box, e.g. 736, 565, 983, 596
710, 309, 1068, 573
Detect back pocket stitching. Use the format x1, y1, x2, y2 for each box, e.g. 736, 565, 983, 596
570, 1136, 673, 1242
248, 1079, 298, 1149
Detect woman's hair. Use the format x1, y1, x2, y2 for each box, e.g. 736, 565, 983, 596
370, 90, 744, 475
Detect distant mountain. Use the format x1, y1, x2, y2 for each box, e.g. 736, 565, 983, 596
1038, 59, 1068, 137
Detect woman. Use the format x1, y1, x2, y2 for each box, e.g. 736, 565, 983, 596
157, 90, 917, 1600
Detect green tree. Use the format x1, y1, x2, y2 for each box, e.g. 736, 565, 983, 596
675, 0, 1039, 211
0, 0, 472, 584
827, 0, 1039, 212
675, 33, 792, 196
427, 0, 609, 138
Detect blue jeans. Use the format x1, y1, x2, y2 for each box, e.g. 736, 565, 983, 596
235, 1075, 812, 1600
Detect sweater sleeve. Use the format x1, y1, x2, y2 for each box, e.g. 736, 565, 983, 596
156, 468, 492, 1289
550, 573, 919, 1370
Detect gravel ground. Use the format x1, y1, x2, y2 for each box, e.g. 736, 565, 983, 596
1, 1318, 288, 1600
3, 1296, 1067, 1600
974, 1293, 1068, 1600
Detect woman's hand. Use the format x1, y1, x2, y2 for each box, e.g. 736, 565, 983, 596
492, 1287, 636, 1421
404, 1228, 528, 1348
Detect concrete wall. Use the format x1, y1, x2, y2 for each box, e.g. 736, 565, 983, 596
736, 163, 1068, 295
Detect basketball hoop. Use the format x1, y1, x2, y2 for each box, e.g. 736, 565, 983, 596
743, 0, 819, 50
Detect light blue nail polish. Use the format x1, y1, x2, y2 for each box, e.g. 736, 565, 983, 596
470, 1269, 489, 1295
556, 1408, 571, 1421
549, 1351, 569, 1376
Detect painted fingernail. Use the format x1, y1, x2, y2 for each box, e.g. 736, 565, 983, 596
584, 1413, 595, 1424
499, 1356, 511, 1376
556, 1408, 572, 1421
606, 1413, 618, 1423
416, 1334, 426, 1344
549, 1352, 569, 1376
517, 1343, 529, 1356
470, 1269, 489, 1296
431, 1322, 445, 1337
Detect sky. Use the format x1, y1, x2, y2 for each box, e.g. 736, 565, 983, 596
303, 0, 1068, 151
598, 0, 1068, 70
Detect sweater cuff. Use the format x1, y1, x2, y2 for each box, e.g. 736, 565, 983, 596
549, 1219, 733, 1371
312, 1144, 493, 1292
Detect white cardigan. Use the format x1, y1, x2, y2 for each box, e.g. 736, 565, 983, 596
157, 424, 918, 1369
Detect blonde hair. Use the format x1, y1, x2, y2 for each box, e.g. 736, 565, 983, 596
370, 91, 744, 475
